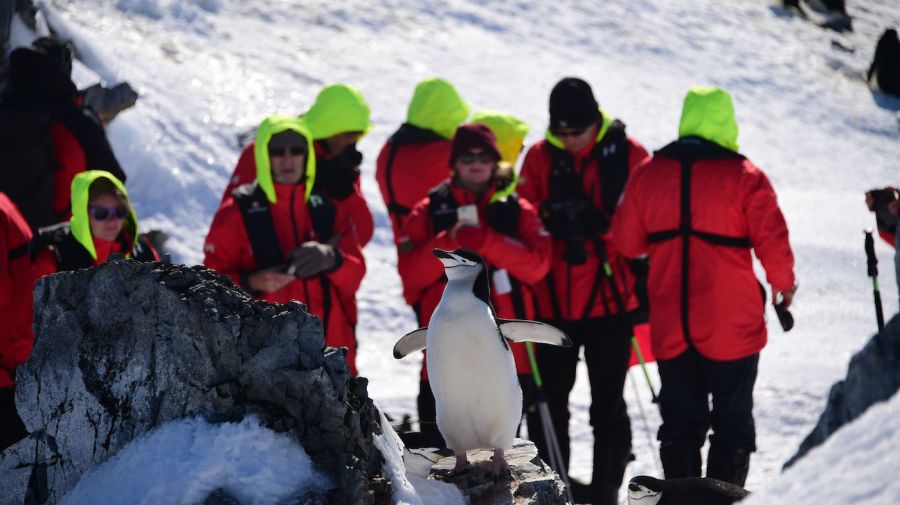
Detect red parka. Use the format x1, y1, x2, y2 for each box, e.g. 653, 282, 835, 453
611, 87, 796, 361
517, 118, 649, 321
0, 194, 34, 389
376, 134, 453, 241
397, 179, 552, 376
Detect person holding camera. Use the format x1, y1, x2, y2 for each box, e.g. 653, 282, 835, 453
204, 115, 366, 374
397, 122, 551, 447
611, 86, 797, 487
516, 77, 650, 505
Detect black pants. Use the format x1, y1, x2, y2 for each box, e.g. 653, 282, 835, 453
0, 387, 27, 451
417, 375, 543, 449
532, 314, 633, 499
657, 348, 758, 485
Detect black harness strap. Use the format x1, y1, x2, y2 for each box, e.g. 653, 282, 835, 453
234, 183, 285, 270
646, 137, 749, 346
7, 244, 28, 261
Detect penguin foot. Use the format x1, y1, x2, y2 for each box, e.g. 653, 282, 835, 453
451, 453, 470, 475
490, 448, 509, 477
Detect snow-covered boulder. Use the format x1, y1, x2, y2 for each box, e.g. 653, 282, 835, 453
784, 312, 900, 468
0, 259, 382, 505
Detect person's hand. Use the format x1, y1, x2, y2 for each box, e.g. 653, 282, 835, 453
289, 241, 339, 278
247, 270, 294, 293
865, 191, 876, 212
774, 284, 798, 310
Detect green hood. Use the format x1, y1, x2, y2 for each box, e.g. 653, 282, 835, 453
471, 109, 530, 166
302, 83, 374, 140
406, 78, 470, 140
678, 85, 739, 152
70, 170, 138, 260
254, 115, 316, 204
545, 107, 611, 150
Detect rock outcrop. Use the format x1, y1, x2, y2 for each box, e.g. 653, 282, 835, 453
784, 313, 900, 468
0, 259, 382, 505
430, 440, 570, 505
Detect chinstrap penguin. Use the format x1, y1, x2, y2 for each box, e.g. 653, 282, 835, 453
393, 248, 572, 476
628, 475, 749, 505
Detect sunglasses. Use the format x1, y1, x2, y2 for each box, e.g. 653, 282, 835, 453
552, 126, 588, 138
457, 151, 496, 164
269, 146, 307, 158
89, 205, 128, 221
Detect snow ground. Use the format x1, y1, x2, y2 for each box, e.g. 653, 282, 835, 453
11, 0, 900, 503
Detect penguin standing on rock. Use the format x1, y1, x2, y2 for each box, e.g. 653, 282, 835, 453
628, 475, 749, 505
393, 248, 571, 476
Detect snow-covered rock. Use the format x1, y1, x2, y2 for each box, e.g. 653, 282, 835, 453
785, 312, 900, 468
0, 259, 382, 505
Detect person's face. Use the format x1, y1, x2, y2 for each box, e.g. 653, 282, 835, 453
454, 148, 496, 191
88, 193, 128, 242
554, 124, 597, 154
323, 131, 362, 155
269, 143, 308, 185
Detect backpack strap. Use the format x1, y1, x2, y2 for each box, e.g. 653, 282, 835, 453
233, 183, 284, 270
648, 137, 749, 346
306, 192, 336, 243
427, 181, 458, 234
593, 119, 630, 217
32, 222, 95, 271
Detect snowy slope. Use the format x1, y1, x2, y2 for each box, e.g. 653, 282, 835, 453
17, 0, 900, 501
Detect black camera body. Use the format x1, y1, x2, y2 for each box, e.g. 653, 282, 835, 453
541, 196, 609, 265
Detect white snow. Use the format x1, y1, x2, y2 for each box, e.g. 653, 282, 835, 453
11, 0, 900, 503
58, 416, 332, 505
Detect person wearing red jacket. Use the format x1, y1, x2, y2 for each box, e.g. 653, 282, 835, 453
0, 193, 33, 451
1, 37, 126, 231
205, 116, 366, 375
517, 77, 650, 505
375, 78, 470, 243
611, 86, 798, 487
31, 170, 158, 280
398, 123, 551, 448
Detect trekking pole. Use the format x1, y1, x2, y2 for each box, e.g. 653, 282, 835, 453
591, 243, 659, 403
525, 341, 575, 505
864, 230, 885, 331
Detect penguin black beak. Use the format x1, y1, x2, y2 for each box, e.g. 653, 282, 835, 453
432, 248, 454, 260
628, 482, 641, 492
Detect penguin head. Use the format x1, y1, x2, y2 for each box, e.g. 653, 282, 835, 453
628, 476, 663, 505
432, 248, 485, 281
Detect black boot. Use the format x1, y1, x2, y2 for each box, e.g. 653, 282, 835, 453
660, 442, 701, 479
706, 444, 751, 487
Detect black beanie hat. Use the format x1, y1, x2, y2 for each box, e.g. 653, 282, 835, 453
549, 77, 601, 129
450, 124, 502, 166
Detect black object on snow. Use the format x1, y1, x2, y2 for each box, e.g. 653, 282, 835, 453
868, 29, 900, 98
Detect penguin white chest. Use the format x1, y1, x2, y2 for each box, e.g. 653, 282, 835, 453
426, 289, 522, 453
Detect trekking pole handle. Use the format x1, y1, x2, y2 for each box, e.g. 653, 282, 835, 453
864, 230, 878, 278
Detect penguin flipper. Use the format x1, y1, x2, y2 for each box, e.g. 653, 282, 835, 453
393, 327, 428, 359
496, 319, 573, 347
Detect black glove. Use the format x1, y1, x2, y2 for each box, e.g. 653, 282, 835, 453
628, 257, 650, 324
316, 146, 362, 200
289, 241, 342, 278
